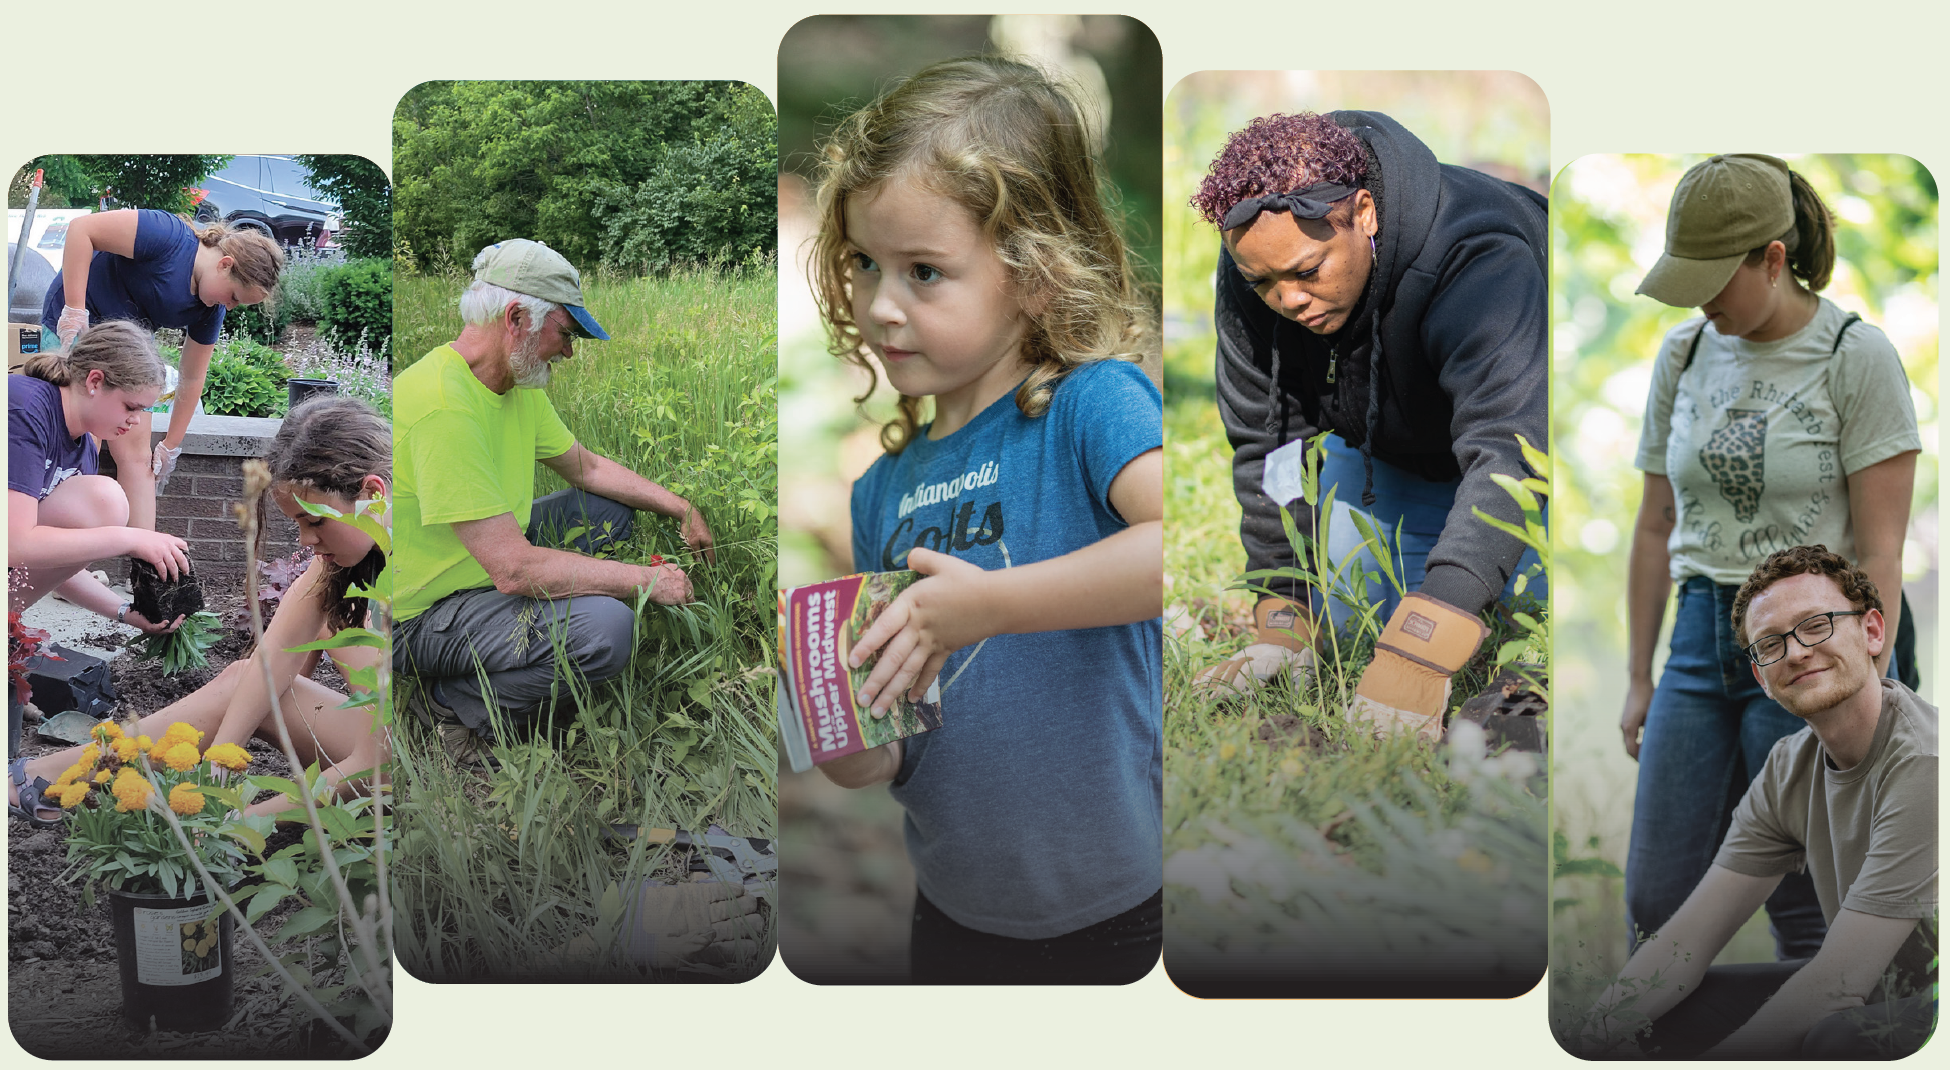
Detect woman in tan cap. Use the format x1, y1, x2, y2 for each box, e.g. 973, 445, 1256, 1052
1620, 154, 1920, 964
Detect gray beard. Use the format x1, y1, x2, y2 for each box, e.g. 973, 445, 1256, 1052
509, 329, 552, 390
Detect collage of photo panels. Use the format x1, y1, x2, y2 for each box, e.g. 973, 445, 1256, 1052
2, 13, 1937, 1063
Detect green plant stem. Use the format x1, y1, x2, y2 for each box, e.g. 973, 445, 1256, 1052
234, 493, 395, 1026
141, 764, 370, 1055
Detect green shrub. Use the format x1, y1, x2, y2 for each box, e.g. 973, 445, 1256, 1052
215, 335, 290, 382
319, 258, 392, 350
276, 248, 340, 323
223, 299, 289, 345
201, 353, 284, 417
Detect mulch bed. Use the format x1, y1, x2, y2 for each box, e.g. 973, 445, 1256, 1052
8, 585, 368, 1058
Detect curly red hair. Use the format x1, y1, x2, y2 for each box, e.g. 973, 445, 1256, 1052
1191, 112, 1368, 228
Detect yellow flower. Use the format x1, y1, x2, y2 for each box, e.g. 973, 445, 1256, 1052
55, 781, 92, 808
1218, 743, 1238, 761
78, 743, 101, 767
113, 737, 139, 763
161, 721, 203, 747
136, 735, 153, 752
52, 763, 85, 788
160, 742, 200, 772
93, 770, 112, 784
111, 769, 152, 812
203, 743, 251, 772
94, 720, 124, 741
183, 939, 197, 952
167, 782, 205, 817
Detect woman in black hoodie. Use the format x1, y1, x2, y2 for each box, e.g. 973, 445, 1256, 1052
1189, 111, 1548, 741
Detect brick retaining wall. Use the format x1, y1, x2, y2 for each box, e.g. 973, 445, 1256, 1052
88, 417, 299, 591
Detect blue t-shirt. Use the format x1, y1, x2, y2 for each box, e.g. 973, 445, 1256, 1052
850, 358, 1164, 939
42, 209, 227, 345
8, 374, 97, 500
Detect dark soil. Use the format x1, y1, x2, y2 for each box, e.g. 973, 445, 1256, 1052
129, 560, 206, 623
8, 583, 366, 1058
1255, 713, 1329, 752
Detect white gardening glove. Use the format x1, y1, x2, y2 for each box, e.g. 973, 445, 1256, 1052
1193, 596, 1317, 696
152, 443, 184, 489
56, 305, 89, 350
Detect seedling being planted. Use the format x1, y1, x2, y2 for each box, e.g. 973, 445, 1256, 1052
129, 558, 206, 622
129, 611, 225, 675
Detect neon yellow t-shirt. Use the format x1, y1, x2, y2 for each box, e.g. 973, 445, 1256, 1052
392, 344, 574, 621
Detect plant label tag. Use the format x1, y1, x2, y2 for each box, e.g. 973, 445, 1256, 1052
133, 905, 222, 986
1261, 439, 1311, 507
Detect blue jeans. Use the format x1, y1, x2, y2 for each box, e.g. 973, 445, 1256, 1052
1317, 435, 1546, 631
1624, 577, 1828, 958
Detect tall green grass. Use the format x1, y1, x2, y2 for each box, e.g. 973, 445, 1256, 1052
1162, 394, 1548, 984
390, 267, 777, 980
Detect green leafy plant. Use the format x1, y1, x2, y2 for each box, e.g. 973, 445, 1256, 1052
223, 299, 290, 345
128, 610, 224, 674
1472, 433, 1550, 682
318, 258, 393, 351
201, 352, 285, 417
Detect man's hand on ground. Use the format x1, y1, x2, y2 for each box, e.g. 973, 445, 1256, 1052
680, 503, 716, 564
639, 562, 693, 605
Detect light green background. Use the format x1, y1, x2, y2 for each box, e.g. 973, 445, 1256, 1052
5, 1, 1944, 1067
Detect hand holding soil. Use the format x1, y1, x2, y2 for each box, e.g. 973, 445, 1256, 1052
123, 608, 184, 636
125, 529, 191, 580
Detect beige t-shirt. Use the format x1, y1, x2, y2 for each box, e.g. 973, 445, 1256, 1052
1635, 298, 1920, 585
1716, 678, 1938, 997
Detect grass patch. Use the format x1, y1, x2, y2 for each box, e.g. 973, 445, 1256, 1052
1162, 392, 1548, 985
390, 266, 778, 980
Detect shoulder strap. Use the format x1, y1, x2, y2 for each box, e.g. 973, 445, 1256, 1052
1829, 312, 1862, 358
1675, 318, 1710, 373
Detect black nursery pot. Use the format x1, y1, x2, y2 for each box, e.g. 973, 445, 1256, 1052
286, 377, 339, 411
108, 887, 235, 1033
129, 559, 204, 622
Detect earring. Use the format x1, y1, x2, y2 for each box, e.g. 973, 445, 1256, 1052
1369, 234, 1377, 259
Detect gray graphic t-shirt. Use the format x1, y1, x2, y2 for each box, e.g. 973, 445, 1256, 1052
1636, 298, 1920, 584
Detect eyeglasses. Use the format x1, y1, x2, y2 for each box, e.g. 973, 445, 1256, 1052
1744, 610, 1867, 666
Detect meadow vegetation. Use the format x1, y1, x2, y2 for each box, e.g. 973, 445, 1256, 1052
389, 266, 778, 980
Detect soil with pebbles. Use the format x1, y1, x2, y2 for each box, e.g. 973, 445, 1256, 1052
8, 585, 369, 1058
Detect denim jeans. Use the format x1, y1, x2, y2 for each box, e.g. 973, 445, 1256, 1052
1317, 435, 1547, 631
1624, 577, 1828, 959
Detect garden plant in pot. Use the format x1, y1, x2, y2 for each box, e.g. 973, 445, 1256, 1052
53, 719, 273, 1033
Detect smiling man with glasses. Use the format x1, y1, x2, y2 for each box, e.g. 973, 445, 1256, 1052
1578, 544, 1936, 1059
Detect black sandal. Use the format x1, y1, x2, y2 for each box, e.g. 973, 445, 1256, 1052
7, 756, 63, 829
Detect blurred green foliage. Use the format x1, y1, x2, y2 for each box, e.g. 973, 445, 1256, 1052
295, 154, 392, 260
391, 81, 776, 275
13, 155, 231, 214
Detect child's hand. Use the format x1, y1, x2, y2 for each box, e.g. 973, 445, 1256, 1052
849, 547, 992, 715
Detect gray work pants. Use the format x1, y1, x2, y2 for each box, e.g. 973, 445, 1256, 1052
395, 489, 638, 733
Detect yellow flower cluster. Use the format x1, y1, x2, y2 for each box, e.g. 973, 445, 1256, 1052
167, 782, 205, 816
111, 768, 152, 812
94, 721, 124, 742
159, 742, 201, 772
112, 737, 140, 763
203, 743, 251, 772
161, 722, 203, 747
55, 780, 92, 808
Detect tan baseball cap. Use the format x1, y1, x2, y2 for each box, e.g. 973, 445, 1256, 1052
1636, 154, 1794, 308
471, 239, 609, 339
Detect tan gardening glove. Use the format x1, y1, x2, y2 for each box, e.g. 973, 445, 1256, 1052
1345, 593, 1487, 742
628, 881, 764, 969
1193, 597, 1317, 697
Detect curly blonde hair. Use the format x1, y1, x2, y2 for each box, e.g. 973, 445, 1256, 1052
809, 54, 1154, 453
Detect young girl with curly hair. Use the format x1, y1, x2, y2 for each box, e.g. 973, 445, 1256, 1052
807, 54, 1163, 983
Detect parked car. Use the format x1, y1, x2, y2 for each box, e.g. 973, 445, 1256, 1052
190, 155, 341, 249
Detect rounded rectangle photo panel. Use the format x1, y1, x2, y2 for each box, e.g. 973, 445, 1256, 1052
387, 81, 780, 985
775, 13, 1166, 986
1158, 71, 1553, 999
1549, 152, 1937, 1060
8, 152, 394, 1057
